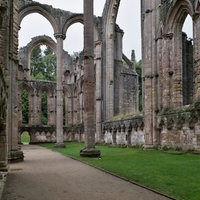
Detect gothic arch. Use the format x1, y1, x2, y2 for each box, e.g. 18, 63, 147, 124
162, 0, 194, 107
102, 0, 121, 119
25, 35, 57, 71
19, 3, 58, 34
18, 81, 34, 95
38, 84, 52, 97
63, 14, 100, 42
165, 0, 193, 33
63, 14, 83, 35
26, 35, 57, 54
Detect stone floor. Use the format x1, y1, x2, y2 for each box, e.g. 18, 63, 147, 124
1, 145, 173, 200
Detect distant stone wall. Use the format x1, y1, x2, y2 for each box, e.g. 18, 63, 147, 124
19, 125, 84, 143
103, 116, 144, 147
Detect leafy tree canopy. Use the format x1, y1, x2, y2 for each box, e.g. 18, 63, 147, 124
31, 45, 56, 81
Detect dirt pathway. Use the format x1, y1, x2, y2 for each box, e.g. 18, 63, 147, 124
2, 145, 172, 200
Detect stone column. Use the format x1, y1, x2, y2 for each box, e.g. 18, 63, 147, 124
48, 95, 56, 126
29, 91, 35, 125
0, 1, 8, 171
54, 34, 66, 148
162, 34, 172, 109
95, 41, 103, 143
80, 0, 100, 157
193, 14, 200, 101
7, 0, 23, 162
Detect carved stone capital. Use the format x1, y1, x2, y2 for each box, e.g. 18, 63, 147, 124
54, 33, 66, 40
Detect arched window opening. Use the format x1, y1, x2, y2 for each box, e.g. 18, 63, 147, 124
19, 13, 54, 48
116, 0, 141, 61
64, 23, 83, 55
21, 131, 30, 144
182, 15, 193, 105
31, 45, 56, 81
41, 91, 48, 125
22, 89, 29, 124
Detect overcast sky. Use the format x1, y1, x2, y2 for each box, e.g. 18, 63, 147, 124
19, 0, 141, 60
19, 0, 193, 61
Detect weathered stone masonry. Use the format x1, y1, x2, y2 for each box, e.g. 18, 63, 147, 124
142, 0, 200, 150
16, 0, 138, 146
1, 0, 200, 171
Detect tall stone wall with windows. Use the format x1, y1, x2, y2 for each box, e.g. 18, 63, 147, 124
141, 0, 200, 151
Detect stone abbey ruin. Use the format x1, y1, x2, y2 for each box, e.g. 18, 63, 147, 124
1, 0, 200, 168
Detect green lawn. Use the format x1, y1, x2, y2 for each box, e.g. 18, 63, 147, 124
40, 142, 200, 200
21, 132, 30, 143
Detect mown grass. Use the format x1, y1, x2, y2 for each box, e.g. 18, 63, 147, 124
21, 132, 30, 143
40, 142, 200, 200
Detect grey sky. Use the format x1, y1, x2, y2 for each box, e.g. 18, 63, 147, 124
19, 0, 193, 61
19, 0, 141, 60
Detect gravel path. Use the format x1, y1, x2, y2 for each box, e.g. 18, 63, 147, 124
2, 145, 172, 200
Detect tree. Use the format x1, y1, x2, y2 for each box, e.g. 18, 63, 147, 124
31, 45, 56, 81
22, 90, 29, 124
30, 46, 44, 78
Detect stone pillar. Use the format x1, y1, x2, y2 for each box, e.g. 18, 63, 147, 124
193, 14, 200, 101
142, 0, 161, 148
7, 0, 23, 162
114, 27, 123, 61
80, 0, 100, 157
48, 95, 56, 126
105, 33, 114, 120
54, 34, 66, 148
0, 2, 8, 171
162, 34, 173, 109
95, 41, 103, 143
36, 93, 41, 124
29, 91, 36, 125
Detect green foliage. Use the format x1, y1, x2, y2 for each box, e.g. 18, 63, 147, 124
135, 60, 142, 111
40, 142, 200, 200
31, 45, 56, 81
22, 90, 29, 124
21, 132, 30, 143
41, 92, 48, 125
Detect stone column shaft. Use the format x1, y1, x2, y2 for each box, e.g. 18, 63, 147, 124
54, 34, 66, 148
80, 0, 100, 157
95, 41, 102, 143
193, 15, 200, 101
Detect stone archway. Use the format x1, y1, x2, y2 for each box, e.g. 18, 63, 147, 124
102, 0, 121, 120
19, 35, 57, 74
163, 0, 194, 108
19, 1, 58, 34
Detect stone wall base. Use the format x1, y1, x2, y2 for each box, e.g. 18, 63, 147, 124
9, 150, 24, 163
54, 142, 66, 148
80, 147, 101, 157
0, 162, 8, 172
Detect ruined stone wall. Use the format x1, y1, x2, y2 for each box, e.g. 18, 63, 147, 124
0, 0, 9, 170
141, 0, 200, 150
103, 116, 144, 147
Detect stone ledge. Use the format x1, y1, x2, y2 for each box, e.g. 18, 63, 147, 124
0, 172, 7, 199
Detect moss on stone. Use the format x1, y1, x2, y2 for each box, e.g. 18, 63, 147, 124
109, 112, 141, 122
